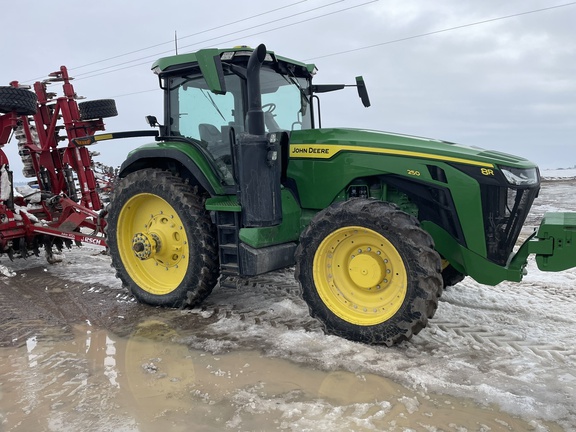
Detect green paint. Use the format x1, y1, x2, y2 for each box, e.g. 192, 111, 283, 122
126, 140, 226, 195
137, 44, 576, 284
205, 195, 241, 212
239, 189, 302, 248
533, 212, 576, 271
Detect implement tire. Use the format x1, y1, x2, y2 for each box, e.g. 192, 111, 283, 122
0, 87, 37, 115
107, 169, 219, 307
295, 199, 442, 346
78, 99, 118, 120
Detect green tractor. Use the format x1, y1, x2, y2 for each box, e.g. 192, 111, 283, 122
106, 44, 576, 346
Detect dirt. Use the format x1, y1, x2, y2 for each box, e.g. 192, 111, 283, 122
0, 265, 565, 431
0, 180, 573, 431
0, 316, 558, 432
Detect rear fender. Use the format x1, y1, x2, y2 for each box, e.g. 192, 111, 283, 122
119, 146, 226, 196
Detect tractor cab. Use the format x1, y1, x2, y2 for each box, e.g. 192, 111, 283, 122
151, 45, 368, 192
153, 47, 314, 186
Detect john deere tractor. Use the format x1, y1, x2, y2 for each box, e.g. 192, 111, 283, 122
105, 44, 576, 346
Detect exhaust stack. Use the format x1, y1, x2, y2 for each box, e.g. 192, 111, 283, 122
245, 44, 267, 136
234, 44, 282, 228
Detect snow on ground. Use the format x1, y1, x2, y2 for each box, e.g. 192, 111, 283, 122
540, 167, 576, 181
2, 179, 575, 430
19, 253, 575, 427
183, 257, 576, 429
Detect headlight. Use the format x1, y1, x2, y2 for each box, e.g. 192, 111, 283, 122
499, 166, 539, 186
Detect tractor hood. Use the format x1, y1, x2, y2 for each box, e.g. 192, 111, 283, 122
289, 128, 537, 170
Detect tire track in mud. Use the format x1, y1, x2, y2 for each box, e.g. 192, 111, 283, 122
0, 276, 70, 347
0, 266, 141, 347
430, 321, 576, 363
186, 303, 323, 333
3, 265, 575, 366
163, 274, 324, 342
215, 275, 319, 333
0, 267, 320, 348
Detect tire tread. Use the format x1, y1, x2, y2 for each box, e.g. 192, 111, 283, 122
295, 198, 442, 346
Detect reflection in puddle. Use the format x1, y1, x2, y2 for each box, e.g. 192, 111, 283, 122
0, 321, 562, 431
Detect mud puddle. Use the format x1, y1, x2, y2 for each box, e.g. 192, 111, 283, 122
0, 321, 562, 432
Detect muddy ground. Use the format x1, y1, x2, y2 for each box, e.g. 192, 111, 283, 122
0, 180, 574, 431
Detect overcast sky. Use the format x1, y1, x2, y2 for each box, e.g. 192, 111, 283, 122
1, 0, 575, 180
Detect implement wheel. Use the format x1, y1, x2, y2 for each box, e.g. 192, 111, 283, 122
78, 99, 118, 120
0, 86, 37, 115
295, 199, 442, 346
107, 169, 219, 307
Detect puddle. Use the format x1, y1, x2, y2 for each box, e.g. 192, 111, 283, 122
0, 321, 562, 432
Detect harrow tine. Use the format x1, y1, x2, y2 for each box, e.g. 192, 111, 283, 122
44, 239, 53, 259
32, 238, 40, 257
19, 238, 27, 259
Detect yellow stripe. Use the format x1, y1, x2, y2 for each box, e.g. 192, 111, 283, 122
95, 133, 114, 141
289, 144, 494, 168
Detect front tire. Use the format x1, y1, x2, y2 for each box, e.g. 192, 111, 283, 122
295, 199, 442, 346
107, 169, 219, 307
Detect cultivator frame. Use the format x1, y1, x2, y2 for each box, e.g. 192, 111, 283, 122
0, 66, 114, 260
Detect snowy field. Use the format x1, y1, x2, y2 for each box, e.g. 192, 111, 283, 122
541, 167, 576, 181
1, 177, 575, 431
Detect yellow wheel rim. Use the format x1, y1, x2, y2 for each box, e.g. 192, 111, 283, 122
313, 226, 407, 326
117, 193, 189, 295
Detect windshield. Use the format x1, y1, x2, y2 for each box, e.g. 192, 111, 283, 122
260, 69, 311, 131
168, 73, 243, 141
167, 67, 311, 183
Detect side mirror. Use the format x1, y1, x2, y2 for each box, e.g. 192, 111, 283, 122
355, 76, 371, 108
145, 115, 168, 137
145, 115, 160, 127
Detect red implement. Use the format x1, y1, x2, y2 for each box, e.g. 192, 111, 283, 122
0, 67, 116, 258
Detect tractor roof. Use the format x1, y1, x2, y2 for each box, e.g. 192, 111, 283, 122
151, 46, 316, 77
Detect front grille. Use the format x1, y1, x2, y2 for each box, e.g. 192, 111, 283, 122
481, 184, 539, 265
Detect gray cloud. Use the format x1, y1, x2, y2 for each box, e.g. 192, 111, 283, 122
1, 0, 574, 177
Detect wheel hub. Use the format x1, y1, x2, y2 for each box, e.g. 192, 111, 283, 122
348, 252, 386, 288
132, 232, 160, 260
313, 226, 407, 326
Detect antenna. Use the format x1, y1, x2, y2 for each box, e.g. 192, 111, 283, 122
174, 31, 178, 55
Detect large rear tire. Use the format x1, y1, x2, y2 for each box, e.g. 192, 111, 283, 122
107, 169, 219, 307
295, 199, 442, 346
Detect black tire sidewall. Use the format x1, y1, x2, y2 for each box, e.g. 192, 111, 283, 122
78, 99, 118, 120
0, 87, 37, 115
296, 199, 441, 345
107, 169, 218, 307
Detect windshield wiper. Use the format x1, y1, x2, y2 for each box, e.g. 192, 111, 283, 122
201, 89, 226, 122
